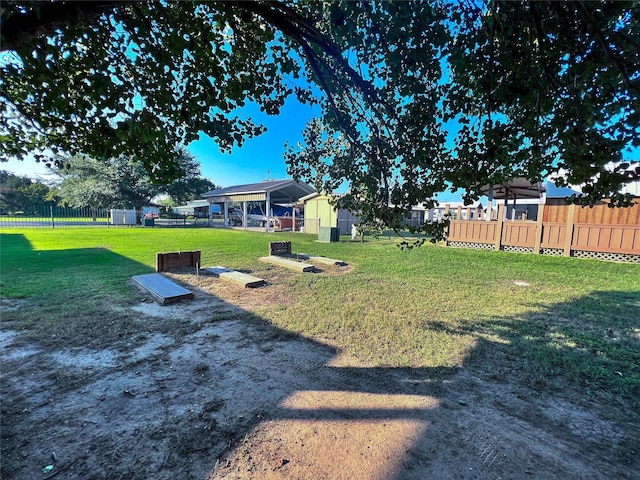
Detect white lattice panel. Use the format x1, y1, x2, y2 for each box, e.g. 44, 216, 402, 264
541, 248, 564, 256
447, 241, 495, 250
502, 246, 534, 254
572, 250, 640, 264
447, 244, 640, 263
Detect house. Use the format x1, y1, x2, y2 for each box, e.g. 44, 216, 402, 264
298, 192, 360, 235
173, 200, 219, 218
490, 182, 580, 220
405, 201, 484, 226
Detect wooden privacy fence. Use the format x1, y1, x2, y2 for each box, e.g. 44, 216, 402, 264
447, 202, 640, 263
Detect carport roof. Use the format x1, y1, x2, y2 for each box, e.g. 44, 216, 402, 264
480, 178, 546, 200
203, 179, 315, 204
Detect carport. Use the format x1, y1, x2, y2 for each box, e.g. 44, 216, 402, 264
202, 179, 314, 231
481, 178, 546, 220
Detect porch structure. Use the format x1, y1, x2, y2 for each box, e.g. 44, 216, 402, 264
202, 180, 314, 232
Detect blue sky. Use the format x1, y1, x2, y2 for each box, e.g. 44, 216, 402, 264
1, 94, 466, 203
187, 97, 320, 188
4, 92, 635, 205
2, 96, 319, 187
4, 98, 637, 205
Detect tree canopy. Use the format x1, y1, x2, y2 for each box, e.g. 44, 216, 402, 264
446, 1, 640, 208
1, 1, 638, 234
53, 150, 216, 210
0, 170, 51, 214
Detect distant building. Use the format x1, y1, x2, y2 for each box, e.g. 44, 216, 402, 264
554, 161, 640, 197
407, 202, 484, 225
173, 200, 219, 218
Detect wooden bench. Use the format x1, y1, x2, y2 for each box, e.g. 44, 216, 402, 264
132, 273, 194, 305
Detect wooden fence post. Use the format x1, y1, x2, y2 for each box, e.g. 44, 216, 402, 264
494, 204, 505, 250
563, 203, 576, 257
534, 204, 545, 254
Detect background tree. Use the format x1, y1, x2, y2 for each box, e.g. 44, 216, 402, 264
54, 150, 215, 210
444, 0, 640, 208
0, 170, 51, 214
165, 168, 217, 206
55, 155, 154, 211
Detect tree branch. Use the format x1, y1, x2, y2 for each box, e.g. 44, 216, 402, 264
1, 1, 129, 53
572, 0, 639, 97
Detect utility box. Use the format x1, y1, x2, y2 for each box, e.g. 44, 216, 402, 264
110, 209, 125, 225
124, 210, 138, 225
144, 218, 155, 227
111, 209, 138, 225
318, 226, 340, 243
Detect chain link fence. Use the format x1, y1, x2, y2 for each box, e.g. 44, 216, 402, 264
0, 206, 112, 228
0, 207, 209, 228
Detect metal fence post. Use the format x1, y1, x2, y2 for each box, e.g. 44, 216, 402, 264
50, 206, 55, 229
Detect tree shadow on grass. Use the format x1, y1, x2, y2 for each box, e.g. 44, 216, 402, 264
0, 232, 157, 348
456, 289, 640, 406
407, 288, 640, 479
1, 234, 638, 479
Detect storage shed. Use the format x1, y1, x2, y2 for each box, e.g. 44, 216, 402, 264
299, 193, 359, 235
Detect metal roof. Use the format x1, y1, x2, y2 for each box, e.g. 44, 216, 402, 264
202, 179, 315, 204
480, 178, 546, 200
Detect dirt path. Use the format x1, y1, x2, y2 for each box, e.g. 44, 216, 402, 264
1, 280, 637, 479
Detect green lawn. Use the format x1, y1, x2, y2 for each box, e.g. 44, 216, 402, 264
1, 227, 639, 411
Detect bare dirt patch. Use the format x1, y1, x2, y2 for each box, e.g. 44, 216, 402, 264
1, 271, 637, 479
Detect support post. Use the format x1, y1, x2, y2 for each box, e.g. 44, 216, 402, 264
243, 201, 248, 230
563, 203, 576, 257
494, 203, 505, 250
208, 202, 213, 226
224, 202, 229, 227
266, 191, 271, 232
486, 184, 493, 221
533, 204, 545, 254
